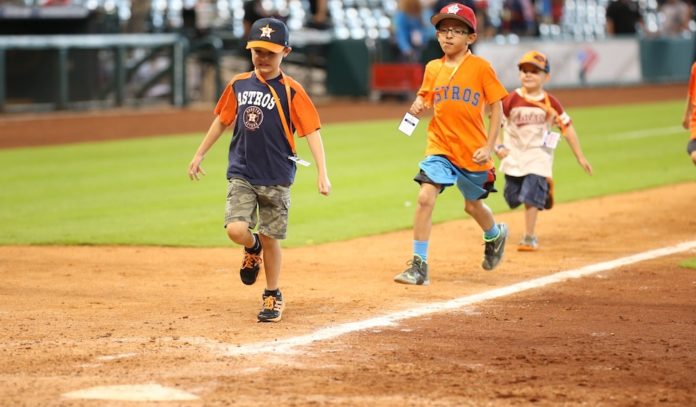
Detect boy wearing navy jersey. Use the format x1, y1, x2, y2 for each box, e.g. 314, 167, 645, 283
188, 18, 331, 323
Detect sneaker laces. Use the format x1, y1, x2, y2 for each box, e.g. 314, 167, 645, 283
262, 295, 276, 311
242, 252, 262, 269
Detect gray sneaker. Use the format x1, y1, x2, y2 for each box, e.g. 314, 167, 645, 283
394, 255, 430, 285
482, 223, 508, 271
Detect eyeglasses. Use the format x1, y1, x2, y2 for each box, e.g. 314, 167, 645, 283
520, 68, 543, 74
437, 27, 469, 37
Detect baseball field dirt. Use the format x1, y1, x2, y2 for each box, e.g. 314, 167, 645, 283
1, 83, 695, 405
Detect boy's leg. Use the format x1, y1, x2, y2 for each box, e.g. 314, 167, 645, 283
394, 183, 439, 285
259, 234, 281, 290
465, 199, 508, 271
519, 204, 540, 251
413, 182, 439, 241
257, 235, 285, 323
688, 139, 696, 166
255, 185, 289, 322
225, 178, 264, 285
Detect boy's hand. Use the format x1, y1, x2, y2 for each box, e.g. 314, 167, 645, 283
578, 157, 593, 175
318, 176, 331, 196
188, 155, 206, 181
410, 97, 426, 116
494, 145, 509, 159
473, 146, 492, 165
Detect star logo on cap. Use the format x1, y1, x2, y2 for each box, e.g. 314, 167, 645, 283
259, 24, 275, 39
446, 4, 460, 13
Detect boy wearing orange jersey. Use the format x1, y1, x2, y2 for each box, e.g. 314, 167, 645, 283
681, 61, 696, 166
394, 3, 509, 286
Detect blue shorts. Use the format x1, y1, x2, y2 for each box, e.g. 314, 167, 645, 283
414, 155, 494, 201
503, 174, 548, 210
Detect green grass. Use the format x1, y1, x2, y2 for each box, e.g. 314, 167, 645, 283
0, 99, 693, 247
679, 257, 696, 270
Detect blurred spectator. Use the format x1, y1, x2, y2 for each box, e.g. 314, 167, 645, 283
243, 0, 271, 39
393, 0, 433, 62
536, 0, 564, 25
126, 1, 151, 33
473, 0, 496, 38
501, 0, 537, 36
306, 0, 331, 30
605, 0, 644, 36
658, 0, 691, 36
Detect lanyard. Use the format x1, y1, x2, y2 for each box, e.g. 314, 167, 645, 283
254, 69, 296, 153
520, 88, 567, 136
426, 50, 471, 105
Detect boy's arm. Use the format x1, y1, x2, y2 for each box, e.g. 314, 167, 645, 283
473, 100, 503, 165
563, 124, 593, 175
683, 94, 693, 130
304, 130, 331, 196
188, 116, 228, 180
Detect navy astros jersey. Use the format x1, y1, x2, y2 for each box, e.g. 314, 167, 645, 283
214, 71, 321, 186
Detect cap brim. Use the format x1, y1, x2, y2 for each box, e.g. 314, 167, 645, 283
246, 40, 284, 53
430, 14, 475, 33
518, 61, 548, 72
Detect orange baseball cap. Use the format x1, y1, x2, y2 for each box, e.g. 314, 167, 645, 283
430, 3, 477, 33
246, 17, 290, 53
518, 50, 550, 73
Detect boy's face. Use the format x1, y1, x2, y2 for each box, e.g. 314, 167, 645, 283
518, 63, 549, 92
251, 47, 290, 77
436, 19, 477, 55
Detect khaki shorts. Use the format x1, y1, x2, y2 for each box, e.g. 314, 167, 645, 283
224, 178, 291, 240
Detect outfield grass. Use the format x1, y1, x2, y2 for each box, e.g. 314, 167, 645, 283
0, 100, 693, 247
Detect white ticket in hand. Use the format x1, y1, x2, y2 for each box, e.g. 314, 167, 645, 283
288, 155, 311, 167
398, 112, 420, 136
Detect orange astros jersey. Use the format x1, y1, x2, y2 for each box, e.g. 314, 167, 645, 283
688, 62, 696, 140
417, 52, 508, 171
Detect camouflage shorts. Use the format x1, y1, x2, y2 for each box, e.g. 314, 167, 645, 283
224, 178, 291, 240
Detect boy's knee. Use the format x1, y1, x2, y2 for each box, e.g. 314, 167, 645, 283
464, 199, 480, 214
225, 223, 249, 243
416, 188, 437, 209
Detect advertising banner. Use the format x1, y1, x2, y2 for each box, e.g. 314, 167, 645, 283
477, 38, 641, 89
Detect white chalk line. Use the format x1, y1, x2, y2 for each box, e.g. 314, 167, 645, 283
607, 125, 684, 140
192, 240, 696, 357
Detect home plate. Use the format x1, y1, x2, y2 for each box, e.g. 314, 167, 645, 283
62, 384, 199, 401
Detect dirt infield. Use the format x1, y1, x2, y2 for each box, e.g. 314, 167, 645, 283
1, 84, 695, 405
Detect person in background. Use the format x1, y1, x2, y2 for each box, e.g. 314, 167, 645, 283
658, 0, 691, 37
605, 0, 644, 36
496, 51, 593, 251
306, 0, 331, 30
393, 0, 434, 62
681, 61, 696, 166
501, 0, 537, 36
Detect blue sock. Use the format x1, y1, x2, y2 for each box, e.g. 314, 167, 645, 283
484, 224, 500, 241
413, 240, 429, 262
